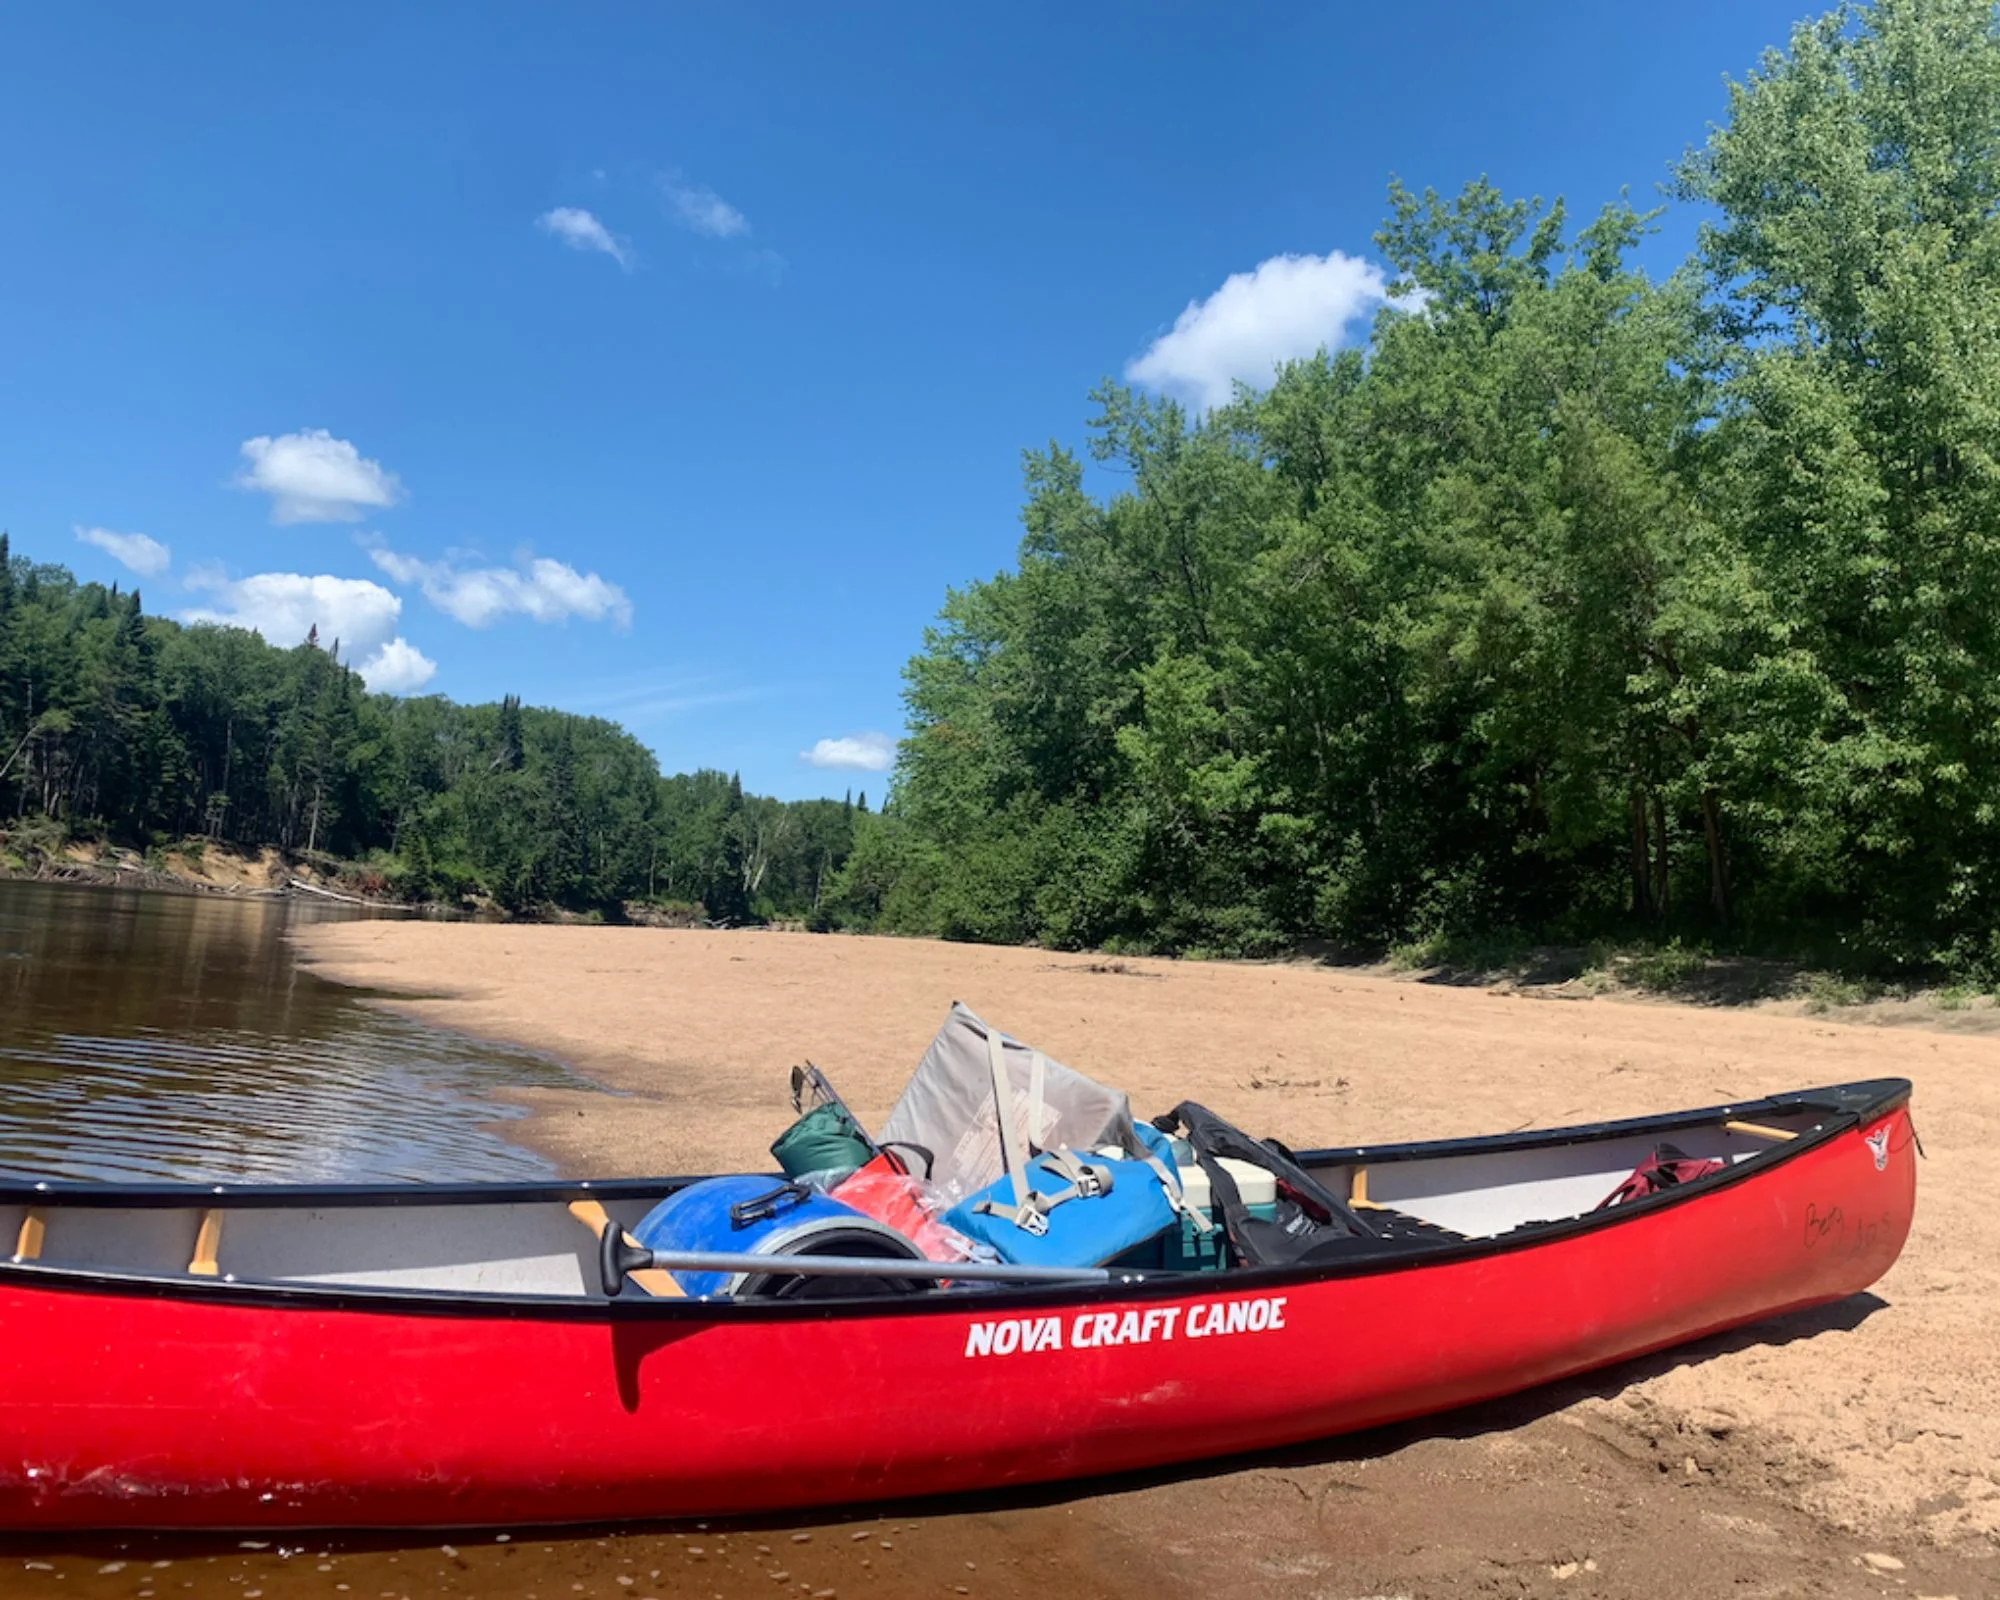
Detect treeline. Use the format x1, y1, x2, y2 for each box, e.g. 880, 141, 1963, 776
0, 539, 868, 920
844, 0, 2000, 976
13, 0, 2000, 973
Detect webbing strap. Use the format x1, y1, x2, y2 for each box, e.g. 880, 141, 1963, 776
973, 1146, 1114, 1236
1027, 1049, 1048, 1148
1040, 1146, 1111, 1198
986, 1025, 1032, 1216
1139, 1147, 1213, 1234
973, 1194, 1052, 1236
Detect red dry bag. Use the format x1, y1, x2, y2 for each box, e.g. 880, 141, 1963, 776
1596, 1142, 1726, 1210
832, 1148, 978, 1263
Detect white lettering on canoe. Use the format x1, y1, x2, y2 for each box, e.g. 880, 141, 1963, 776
1185, 1295, 1285, 1338
963, 1314, 1065, 1357
963, 1296, 1285, 1358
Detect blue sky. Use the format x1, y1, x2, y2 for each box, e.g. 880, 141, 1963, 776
1, 1, 1815, 799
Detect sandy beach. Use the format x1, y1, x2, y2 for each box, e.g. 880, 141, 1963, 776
294, 921, 2000, 1597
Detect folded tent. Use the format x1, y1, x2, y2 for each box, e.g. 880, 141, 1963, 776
876, 1001, 1142, 1206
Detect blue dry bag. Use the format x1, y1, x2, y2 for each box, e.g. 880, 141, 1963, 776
944, 1123, 1182, 1268
633, 1175, 926, 1299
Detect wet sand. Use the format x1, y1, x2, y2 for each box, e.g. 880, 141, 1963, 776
263, 923, 2000, 1594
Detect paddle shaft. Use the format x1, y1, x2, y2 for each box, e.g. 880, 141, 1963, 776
618, 1242, 1119, 1290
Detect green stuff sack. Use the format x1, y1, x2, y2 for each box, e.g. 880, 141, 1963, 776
770, 1101, 873, 1184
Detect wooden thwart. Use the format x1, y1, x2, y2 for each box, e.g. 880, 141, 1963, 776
189, 1210, 224, 1277
1724, 1120, 1797, 1142
1348, 1169, 1389, 1211
13, 1209, 45, 1263
567, 1200, 685, 1298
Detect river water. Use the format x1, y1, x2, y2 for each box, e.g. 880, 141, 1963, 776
0, 880, 1111, 1600
0, 879, 570, 1182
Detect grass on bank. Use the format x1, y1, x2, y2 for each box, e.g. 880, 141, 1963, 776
1384, 929, 1999, 1013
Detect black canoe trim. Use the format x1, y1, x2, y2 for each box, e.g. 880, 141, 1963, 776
0, 1077, 1910, 1324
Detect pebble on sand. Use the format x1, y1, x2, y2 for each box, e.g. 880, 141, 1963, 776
1862, 1551, 1906, 1571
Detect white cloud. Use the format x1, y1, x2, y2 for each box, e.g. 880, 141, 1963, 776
536, 206, 631, 269
801, 732, 895, 772
1126, 250, 1392, 412
661, 174, 749, 238
366, 547, 431, 587
181, 569, 437, 695
355, 637, 437, 694
183, 569, 401, 659
235, 429, 405, 524
368, 545, 632, 629
562, 670, 772, 725
75, 525, 170, 577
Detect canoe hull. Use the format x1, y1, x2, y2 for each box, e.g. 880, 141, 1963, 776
0, 1103, 1915, 1530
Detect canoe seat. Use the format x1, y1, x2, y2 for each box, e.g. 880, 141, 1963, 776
189, 1209, 223, 1276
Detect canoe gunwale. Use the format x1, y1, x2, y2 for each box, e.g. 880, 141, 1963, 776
0, 1075, 1907, 1210
0, 1077, 1911, 1322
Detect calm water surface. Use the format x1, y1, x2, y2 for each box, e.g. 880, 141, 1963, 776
0, 880, 1101, 1599
0, 878, 572, 1182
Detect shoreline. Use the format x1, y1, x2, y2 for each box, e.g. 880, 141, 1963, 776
0, 834, 415, 908
292, 919, 2000, 1590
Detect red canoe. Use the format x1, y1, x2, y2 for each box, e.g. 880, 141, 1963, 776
0, 1077, 1915, 1531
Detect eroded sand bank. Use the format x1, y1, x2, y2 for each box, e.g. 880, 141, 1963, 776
294, 921, 2000, 1588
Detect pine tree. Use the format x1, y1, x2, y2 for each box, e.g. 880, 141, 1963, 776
495, 694, 525, 771
531, 721, 584, 905
706, 772, 752, 925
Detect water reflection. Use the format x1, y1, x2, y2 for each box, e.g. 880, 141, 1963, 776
0, 879, 572, 1182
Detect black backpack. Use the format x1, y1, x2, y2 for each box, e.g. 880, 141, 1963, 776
1152, 1101, 1406, 1268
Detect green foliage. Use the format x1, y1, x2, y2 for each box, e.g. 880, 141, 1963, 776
0, 549, 859, 921
13, 1, 2000, 975
1617, 940, 1715, 992
825, 0, 2000, 977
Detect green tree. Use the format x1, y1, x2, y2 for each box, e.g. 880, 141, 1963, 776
1683, 0, 2000, 961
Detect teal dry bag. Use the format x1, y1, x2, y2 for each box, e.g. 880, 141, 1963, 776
770, 1100, 873, 1184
